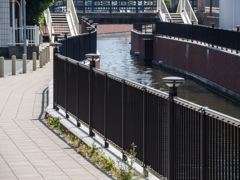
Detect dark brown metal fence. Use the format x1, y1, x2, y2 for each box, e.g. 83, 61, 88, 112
156, 21, 240, 54
53, 31, 240, 180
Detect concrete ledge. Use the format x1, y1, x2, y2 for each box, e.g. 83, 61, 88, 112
152, 60, 240, 103
46, 79, 161, 180
130, 50, 153, 62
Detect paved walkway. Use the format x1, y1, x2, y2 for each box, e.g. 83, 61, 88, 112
0, 52, 113, 180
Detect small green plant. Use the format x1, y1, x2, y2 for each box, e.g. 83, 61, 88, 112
172, 3, 178, 13
48, 117, 60, 128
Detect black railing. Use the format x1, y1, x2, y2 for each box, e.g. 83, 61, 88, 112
53, 30, 240, 180
156, 21, 240, 54
58, 29, 97, 61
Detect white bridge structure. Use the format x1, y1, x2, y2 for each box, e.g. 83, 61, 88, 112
157, 0, 198, 24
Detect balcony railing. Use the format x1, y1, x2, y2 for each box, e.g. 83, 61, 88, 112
8, 25, 39, 46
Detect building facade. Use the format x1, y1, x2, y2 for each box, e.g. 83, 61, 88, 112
0, 0, 10, 56
219, 0, 240, 29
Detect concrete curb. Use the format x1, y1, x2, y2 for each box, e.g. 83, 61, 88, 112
46, 79, 161, 180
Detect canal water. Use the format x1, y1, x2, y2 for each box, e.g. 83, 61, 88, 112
97, 34, 240, 119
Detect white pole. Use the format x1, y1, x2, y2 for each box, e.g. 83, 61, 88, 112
23, 0, 27, 54
12, 0, 15, 46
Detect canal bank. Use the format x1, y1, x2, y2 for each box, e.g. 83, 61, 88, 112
98, 33, 240, 119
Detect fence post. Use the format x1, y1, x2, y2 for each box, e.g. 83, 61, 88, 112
40, 51, 43, 68
86, 54, 100, 137
76, 62, 81, 127
50, 42, 62, 110
163, 77, 185, 180
33, 52, 36, 71
104, 73, 109, 148
0, 57, 4, 77
211, 23, 215, 47
236, 26, 240, 54
191, 20, 194, 42
22, 54, 27, 74
121, 78, 127, 161
65, 58, 69, 118
200, 108, 208, 180
142, 86, 148, 177
12, 55, 16, 75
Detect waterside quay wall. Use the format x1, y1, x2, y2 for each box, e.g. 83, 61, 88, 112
130, 30, 240, 102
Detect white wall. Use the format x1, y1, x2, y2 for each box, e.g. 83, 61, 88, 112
219, 0, 240, 29
0, 0, 10, 47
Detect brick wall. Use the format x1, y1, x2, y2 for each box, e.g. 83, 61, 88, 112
153, 36, 240, 94
79, 24, 133, 34
131, 31, 153, 57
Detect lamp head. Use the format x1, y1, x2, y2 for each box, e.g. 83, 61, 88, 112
85, 53, 100, 61
62, 31, 69, 35
52, 33, 60, 37
162, 77, 185, 87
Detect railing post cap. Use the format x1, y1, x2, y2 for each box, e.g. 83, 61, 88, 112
50, 42, 62, 48
85, 53, 100, 61
162, 76, 185, 87
62, 31, 70, 35
52, 33, 61, 37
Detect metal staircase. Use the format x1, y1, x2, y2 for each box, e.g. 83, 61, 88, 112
51, 13, 71, 38
157, 0, 198, 24
43, 0, 79, 41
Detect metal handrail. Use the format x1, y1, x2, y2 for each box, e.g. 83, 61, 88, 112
67, 0, 79, 35
43, 8, 54, 42
177, 0, 198, 24
157, 0, 171, 22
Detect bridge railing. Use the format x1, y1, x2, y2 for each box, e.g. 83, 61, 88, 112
157, 0, 171, 22
44, 8, 55, 42
177, 0, 198, 24
67, 0, 79, 35
156, 21, 240, 54
53, 26, 240, 179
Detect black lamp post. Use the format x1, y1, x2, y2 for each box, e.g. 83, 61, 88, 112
50, 42, 62, 110
162, 76, 185, 180
52, 33, 61, 42
92, 23, 98, 29
85, 53, 101, 137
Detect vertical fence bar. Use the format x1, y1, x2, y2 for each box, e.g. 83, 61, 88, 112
65, 58, 69, 118
122, 79, 127, 161
142, 86, 148, 176
201, 109, 208, 180
104, 73, 109, 148
76, 62, 80, 127
89, 60, 95, 137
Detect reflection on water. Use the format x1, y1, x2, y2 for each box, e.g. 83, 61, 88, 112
97, 34, 240, 119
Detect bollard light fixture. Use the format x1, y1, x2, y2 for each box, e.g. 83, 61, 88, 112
211, 22, 215, 28
85, 18, 89, 22
92, 23, 98, 29
62, 31, 69, 38
52, 33, 61, 42
163, 76, 185, 88
236, 25, 240, 32
82, 16, 85, 20
50, 42, 62, 48
191, 20, 195, 25
163, 76, 184, 180
89, 20, 93, 24
85, 53, 100, 61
